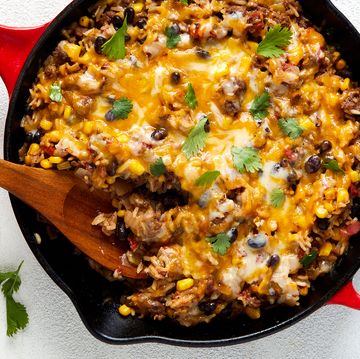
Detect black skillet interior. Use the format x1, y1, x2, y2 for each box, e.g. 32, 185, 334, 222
3, 0, 360, 345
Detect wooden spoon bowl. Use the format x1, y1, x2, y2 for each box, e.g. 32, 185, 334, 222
0, 159, 145, 279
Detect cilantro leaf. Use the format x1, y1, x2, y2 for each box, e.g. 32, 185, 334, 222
107, 97, 133, 121
0, 261, 28, 337
179, 0, 188, 4
278, 118, 304, 139
102, 17, 128, 60
323, 159, 345, 174
270, 188, 285, 208
300, 249, 318, 268
231, 146, 262, 174
256, 25, 293, 58
49, 83, 62, 103
207, 233, 231, 256
250, 91, 270, 121
182, 117, 208, 158
165, 26, 181, 49
150, 157, 166, 177
184, 83, 198, 109
195, 170, 220, 186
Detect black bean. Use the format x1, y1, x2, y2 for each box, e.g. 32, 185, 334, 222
124, 7, 135, 25
169, 23, 180, 35
106, 158, 118, 176
305, 155, 321, 174
316, 218, 330, 230
137, 36, 147, 44
170, 71, 181, 84
94, 36, 107, 54
195, 47, 211, 59
25, 130, 42, 144
319, 140, 332, 154
125, 34, 131, 42
351, 197, 360, 218
198, 301, 216, 315
112, 15, 123, 30
105, 110, 117, 121
267, 254, 280, 267
227, 228, 238, 242
151, 128, 168, 141
204, 119, 210, 133
247, 233, 267, 249
116, 218, 129, 242
136, 18, 147, 29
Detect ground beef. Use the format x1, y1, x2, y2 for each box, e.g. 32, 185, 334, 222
341, 89, 360, 116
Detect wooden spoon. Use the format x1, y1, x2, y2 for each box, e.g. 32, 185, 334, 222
0, 159, 145, 279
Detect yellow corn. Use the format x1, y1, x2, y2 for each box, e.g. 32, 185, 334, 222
315, 206, 328, 218
300, 117, 315, 131
40, 159, 53, 169
337, 188, 349, 204
341, 78, 350, 91
324, 202, 335, 213
48, 130, 62, 142
336, 59, 346, 70
326, 93, 338, 107
83, 121, 94, 135
79, 16, 90, 27
319, 242, 332, 256
244, 307, 260, 320
214, 63, 229, 79
128, 159, 145, 176
24, 155, 32, 165
40, 119, 53, 131
48, 156, 64, 164
350, 170, 360, 183
117, 210, 126, 217
133, 2, 144, 12
118, 304, 132, 317
324, 188, 336, 200
176, 278, 194, 291
294, 215, 306, 228
117, 134, 129, 143
63, 43, 81, 61
28, 143, 40, 155
63, 106, 72, 120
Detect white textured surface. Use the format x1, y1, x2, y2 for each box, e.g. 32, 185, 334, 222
0, 0, 360, 358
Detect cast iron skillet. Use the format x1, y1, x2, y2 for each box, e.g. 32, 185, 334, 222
1, 0, 360, 346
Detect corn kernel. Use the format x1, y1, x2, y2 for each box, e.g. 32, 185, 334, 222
48, 130, 62, 142
341, 78, 350, 91
336, 59, 346, 70
117, 210, 126, 217
79, 16, 90, 28
133, 2, 144, 12
245, 307, 260, 320
24, 155, 32, 165
214, 63, 229, 79
295, 215, 306, 228
333, 51, 340, 60
300, 117, 315, 131
350, 170, 360, 183
40, 159, 53, 169
118, 304, 132, 317
315, 206, 328, 218
40, 119, 53, 131
28, 143, 40, 155
324, 202, 335, 212
176, 278, 194, 291
337, 188, 349, 204
117, 134, 129, 143
319, 242, 332, 256
83, 121, 94, 135
326, 93, 338, 107
63, 43, 81, 61
128, 160, 145, 176
63, 105, 72, 120
324, 188, 336, 201
48, 156, 64, 164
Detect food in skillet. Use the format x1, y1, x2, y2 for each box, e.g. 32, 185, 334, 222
20, 0, 360, 326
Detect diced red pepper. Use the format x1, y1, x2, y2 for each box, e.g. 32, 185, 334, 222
128, 236, 139, 251
41, 145, 55, 156
345, 221, 360, 235
350, 184, 359, 196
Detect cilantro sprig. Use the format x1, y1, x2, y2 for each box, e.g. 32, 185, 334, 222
300, 249, 318, 268
231, 146, 262, 174
250, 91, 270, 121
106, 97, 133, 121
49, 83, 62, 103
150, 157, 166, 177
102, 17, 128, 60
207, 233, 231, 256
0, 261, 28, 337
323, 159, 345, 174
182, 117, 208, 158
256, 25, 293, 58
179, 0, 188, 4
165, 26, 181, 49
195, 170, 220, 186
278, 118, 304, 139
184, 83, 198, 109
270, 188, 285, 208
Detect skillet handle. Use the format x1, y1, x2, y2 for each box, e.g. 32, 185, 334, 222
327, 281, 360, 309
0, 23, 49, 97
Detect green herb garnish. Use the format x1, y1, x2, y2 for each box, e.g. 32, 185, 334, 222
256, 25, 293, 58
206, 233, 231, 256
49, 83, 62, 102
101, 17, 128, 60
270, 188, 285, 208
195, 170, 220, 186
300, 249, 318, 268
182, 117, 208, 158
150, 157, 166, 177
0, 261, 28, 337
165, 26, 181, 49
107, 97, 133, 120
250, 91, 270, 121
278, 118, 304, 139
231, 146, 262, 174
179, 0, 188, 4
323, 159, 345, 174
184, 83, 198, 109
